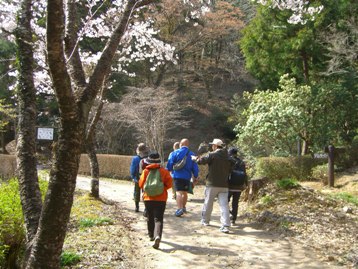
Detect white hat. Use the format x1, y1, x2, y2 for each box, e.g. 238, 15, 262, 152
209, 138, 224, 146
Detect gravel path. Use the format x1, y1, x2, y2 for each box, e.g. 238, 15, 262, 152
76, 176, 340, 269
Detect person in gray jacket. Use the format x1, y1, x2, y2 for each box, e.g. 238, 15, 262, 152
195, 138, 232, 233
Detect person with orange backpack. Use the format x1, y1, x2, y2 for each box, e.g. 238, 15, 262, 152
139, 151, 172, 249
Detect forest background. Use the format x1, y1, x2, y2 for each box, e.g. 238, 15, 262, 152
0, 0, 357, 159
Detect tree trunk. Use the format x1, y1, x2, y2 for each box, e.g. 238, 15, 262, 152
301, 50, 309, 83
241, 177, 269, 203
26, 123, 83, 268
86, 81, 107, 198
87, 142, 100, 198
15, 0, 43, 264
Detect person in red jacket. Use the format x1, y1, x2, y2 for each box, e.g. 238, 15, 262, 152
139, 151, 172, 249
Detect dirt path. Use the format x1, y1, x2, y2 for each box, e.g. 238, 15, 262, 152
76, 176, 340, 269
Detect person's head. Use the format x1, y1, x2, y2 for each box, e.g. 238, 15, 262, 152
180, 138, 189, 148
209, 138, 224, 150
228, 147, 238, 156
145, 151, 161, 164
136, 143, 149, 158
173, 141, 180, 150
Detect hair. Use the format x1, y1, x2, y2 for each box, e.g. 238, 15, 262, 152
173, 142, 180, 150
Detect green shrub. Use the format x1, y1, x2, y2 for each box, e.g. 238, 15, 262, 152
78, 217, 113, 228
255, 156, 325, 181
0, 178, 25, 268
276, 178, 300, 189
330, 192, 358, 206
60, 251, 81, 266
0, 178, 48, 268
260, 195, 273, 205
311, 164, 328, 184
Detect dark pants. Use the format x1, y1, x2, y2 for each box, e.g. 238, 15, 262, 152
134, 182, 140, 203
228, 191, 241, 221
144, 201, 166, 239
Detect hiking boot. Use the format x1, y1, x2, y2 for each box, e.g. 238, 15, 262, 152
220, 226, 229, 233
152, 236, 160, 249
175, 208, 184, 217
201, 220, 209, 226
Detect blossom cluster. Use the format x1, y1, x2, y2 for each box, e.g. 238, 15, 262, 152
254, 0, 323, 24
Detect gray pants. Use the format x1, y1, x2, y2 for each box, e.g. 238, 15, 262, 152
201, 186, 230, 227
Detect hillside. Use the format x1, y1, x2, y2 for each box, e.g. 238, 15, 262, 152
162, 73, 257, 153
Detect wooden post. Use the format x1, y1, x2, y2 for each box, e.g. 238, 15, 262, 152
327, 145, 335, 187
297, 137, 301, 156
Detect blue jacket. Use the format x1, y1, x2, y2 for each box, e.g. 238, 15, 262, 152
130, 155, 141, 182
166, 146, 199, 180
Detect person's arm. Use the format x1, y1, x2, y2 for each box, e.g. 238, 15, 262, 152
162, 169, 173, 190
138, 169, 148, 189
197, 153, 211, 165
166, 152, 175, 171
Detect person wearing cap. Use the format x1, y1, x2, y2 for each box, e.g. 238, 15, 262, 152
167, 141, 180, 200
130, 143, 149, 212
228, 147, 247, 225
195, 138, 232, 233
139, 151, 172, 249
166, 138, 199, 217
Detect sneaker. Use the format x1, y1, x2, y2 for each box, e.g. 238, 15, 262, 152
175, 208, 184, 217
201, 220, 209, 226
152, 236, 160, 249
183, 207, 187, 213
220, 226, 229, 233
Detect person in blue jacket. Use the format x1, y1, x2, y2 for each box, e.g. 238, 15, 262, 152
166, 138, 199, 217
130, 143, 149, 212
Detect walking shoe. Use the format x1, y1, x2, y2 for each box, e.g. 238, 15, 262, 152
152, 236, 160, 249
175, 208, 184, 217
220, 226, 229, 233
200, 220, 209, 226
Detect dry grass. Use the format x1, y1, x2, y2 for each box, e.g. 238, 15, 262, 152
63, 191, 141, 269
242, 167, 358, 267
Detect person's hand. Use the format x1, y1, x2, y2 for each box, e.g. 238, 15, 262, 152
191, 155, 198, 161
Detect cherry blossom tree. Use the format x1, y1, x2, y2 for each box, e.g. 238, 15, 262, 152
0, 0, 212, 267
253, 0, 324, 24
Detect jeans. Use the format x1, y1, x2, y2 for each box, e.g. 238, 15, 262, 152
202, 186, 230, 227
144, 201, 166, 239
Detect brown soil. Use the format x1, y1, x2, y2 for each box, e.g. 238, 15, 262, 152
66, 170, 358, 269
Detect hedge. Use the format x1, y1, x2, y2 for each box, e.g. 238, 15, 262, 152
255, 155, 327, 181
0, 154, 16, 180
